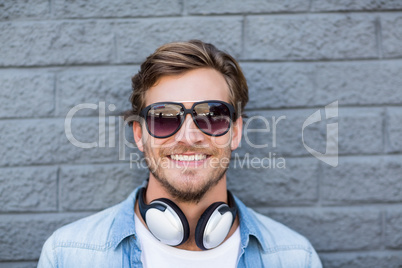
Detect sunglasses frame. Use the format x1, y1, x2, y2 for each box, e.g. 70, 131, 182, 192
139, 100, 236, 138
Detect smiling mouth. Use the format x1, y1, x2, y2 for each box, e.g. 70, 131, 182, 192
169, 154, 208, 161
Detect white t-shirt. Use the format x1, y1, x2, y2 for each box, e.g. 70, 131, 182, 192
134, 214, 241, 268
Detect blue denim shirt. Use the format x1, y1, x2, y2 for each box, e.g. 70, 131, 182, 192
38, 187, 322, 268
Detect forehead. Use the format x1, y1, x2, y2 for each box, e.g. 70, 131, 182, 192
144, 68, 230, 106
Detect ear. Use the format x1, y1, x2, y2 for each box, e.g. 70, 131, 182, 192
133, 121, 144, 152
230, 116, 243, 151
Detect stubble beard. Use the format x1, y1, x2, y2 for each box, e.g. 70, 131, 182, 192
143, 143, 232, 204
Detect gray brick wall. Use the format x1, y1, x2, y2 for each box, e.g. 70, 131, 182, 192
1, 1, 401, 267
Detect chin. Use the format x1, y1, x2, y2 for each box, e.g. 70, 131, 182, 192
153, 171, 218, 203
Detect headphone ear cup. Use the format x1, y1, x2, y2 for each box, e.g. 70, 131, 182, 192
195, 202, 234, 250
145, 198, 190, 246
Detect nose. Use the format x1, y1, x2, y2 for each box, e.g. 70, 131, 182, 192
174, 114, 206, 145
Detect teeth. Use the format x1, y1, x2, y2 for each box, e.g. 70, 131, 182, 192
171, 154, 207, 161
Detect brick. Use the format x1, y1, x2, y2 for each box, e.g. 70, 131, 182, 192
187, 0, 308, 14
59, 117, 119, 163
236, 109, 325, 158
244, 14, 377, 60
59, 117, 142, 164
0, 71, 54, 118
0, 0, 49, 20
57, 67, 135, 117
242, 63, 315, 109
54, 0, 181, 18
0, 21, 113, 67
244, 61, 402, 109
256, 208, 381, 251
0, 117, 139, 167
0, 263, 37, 268
385, 209, 402, 248
0, 119, 63, 166
382, 14, 402, 58
0, 166, 57, 212
314, 61, 402, 106
236, 107, 382, 160
120, 124, 142, 161
60, 164, 146, 211
227, 157, 318, 206
311, 0, 402, 11
338, 108, 383, 155
320, 252, 402, 268
321, 156, 402, 204
0, 213, 90, 261
387, 108, 402, 153
115, 17, 243, 63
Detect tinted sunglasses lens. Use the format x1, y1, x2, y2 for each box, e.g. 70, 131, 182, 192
146, 104, 183, 137
194, 102, 231, 135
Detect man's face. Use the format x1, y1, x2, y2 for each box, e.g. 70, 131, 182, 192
133, 68, 242, 203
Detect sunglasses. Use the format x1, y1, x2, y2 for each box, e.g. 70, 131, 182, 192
139, 100, 236, 138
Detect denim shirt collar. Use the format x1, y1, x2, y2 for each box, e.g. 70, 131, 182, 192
233, 195, 269, 253
109, 188, 139, 249
108, 186, 268, 252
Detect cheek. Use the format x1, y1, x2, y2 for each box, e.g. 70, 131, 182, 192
209, 135, 232, 149
145, 137, 176, 156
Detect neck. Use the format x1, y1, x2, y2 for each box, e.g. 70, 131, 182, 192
135, 173, 238, 251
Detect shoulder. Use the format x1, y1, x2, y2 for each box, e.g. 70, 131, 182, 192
235, 196, 312, 249
37, 204, 124, 268
49, 187, 139, 249
38, 188, 141, 268
249, 208, 310, 247
241, 207, 322, 267
53, 203, 122, 249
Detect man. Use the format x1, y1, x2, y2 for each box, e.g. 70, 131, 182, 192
38, 40, 322, 267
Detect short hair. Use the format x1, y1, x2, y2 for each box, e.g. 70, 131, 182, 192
124, 40, 248, 125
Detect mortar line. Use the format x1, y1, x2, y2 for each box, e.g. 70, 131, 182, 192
49, 0, 53, 17
53, 71, 58, 116
181, 0, 187, 16
382, 107, 388, 154
2, 151, 402, 170
316, 248, 402, 254
253, 203, 402, 210
316, 161, 323, 207
4, 56, 402, 70
385, 107, 393, 155
375, 16, 383, 59
3, 203, 402, 216
57, 166, 61, 212
308, 0, 314, 12
241, 15, 247, 60
380, 209, 386, 249
4, 9, 402, 23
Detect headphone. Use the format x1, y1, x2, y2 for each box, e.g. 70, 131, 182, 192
137, 187, 238, 250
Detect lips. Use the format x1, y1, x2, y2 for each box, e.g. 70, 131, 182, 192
170, 154, 208, 161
